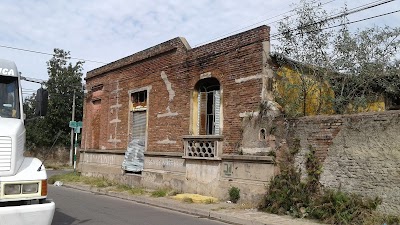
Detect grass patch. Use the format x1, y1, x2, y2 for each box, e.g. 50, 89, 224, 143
49, 172, 148, 195
48, 172, 81, 184
151, 188, 169, 197
112, 184, 146, 195
48, 172, 114, 188
128, 187, 146, 195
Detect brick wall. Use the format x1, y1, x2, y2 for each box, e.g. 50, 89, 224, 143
288, 111, 400, 214
82, 25, 270, 154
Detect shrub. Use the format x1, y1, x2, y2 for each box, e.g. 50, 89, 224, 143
229, 186, 240, 203
309, 189, 382, 225
262, 144, 392, 224
263, 166, 310, 217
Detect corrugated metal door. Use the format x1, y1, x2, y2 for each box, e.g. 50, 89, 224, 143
132, 111, 146, 140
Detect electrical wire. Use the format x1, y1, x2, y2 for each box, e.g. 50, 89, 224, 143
193, 0, 337, 47
89, 7, 399, 91
0, 45, 107, 64
269, 0, 396, 40
270, 8, 400, 41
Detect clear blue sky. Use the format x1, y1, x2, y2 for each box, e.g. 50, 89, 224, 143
0, 0, 398, 96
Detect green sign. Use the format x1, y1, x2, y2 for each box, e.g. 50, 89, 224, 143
74, 127, 81, 134
69, 121, 83, 128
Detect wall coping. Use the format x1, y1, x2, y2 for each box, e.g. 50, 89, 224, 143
182, 156, 222, 161
182, 135, 224, 140
291, 110, 400, 122
144, 152, 183, 157
221, 155, 274, 163
86, 37, 188, 80
79, 149, 126, 154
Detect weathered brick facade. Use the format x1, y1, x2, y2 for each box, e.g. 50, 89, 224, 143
82, 26, 270, 154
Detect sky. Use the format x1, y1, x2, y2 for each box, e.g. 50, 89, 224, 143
0, 0, 399, 96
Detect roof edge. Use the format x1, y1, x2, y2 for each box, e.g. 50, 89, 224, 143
86, 37, 191, 79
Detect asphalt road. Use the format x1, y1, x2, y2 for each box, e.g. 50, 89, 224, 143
48, 184, 229, 225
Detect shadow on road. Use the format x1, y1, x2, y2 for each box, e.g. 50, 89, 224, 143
52, 208, 77, 225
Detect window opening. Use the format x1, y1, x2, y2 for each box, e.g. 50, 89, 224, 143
91, 84, 103, 92
131, 90, 147, 110
260, 128, 266, 140
196, 78, 220, 135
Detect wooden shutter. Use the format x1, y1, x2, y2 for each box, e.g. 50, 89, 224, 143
214, 90, 220, 135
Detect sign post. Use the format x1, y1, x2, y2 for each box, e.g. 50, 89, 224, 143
69, 121, 83, 172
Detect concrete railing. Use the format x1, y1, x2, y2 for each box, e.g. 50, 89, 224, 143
182, 135, 223, 160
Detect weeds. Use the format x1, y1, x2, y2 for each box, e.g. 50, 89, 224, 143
151, 188, 169, 197
48, 172, 146, 194
261, 145, 396, 224
112, 184, 145, 195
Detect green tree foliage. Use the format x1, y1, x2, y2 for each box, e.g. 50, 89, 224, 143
24, 49, 84, 149
24, 94, 51, 149
274, 0, 400, 114
46, 49, 84, 146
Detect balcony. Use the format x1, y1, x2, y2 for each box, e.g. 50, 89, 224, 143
182, 135, 223, 160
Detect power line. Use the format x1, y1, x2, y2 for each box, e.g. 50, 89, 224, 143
194, 0, 395, 47
193, 0, 337, 47
90, 8, 400, 91
0, 45, 107, 64
270, 0, 397, 40
270, 8, 400, 41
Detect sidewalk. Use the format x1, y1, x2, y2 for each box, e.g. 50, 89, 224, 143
60, 182, 323, 225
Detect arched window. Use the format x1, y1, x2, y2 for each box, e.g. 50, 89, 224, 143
193, 78, 221, 135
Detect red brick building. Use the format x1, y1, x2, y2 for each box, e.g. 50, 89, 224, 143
80, 26, 276, 201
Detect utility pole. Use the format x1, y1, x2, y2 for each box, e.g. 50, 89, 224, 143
69, 90, 76, 166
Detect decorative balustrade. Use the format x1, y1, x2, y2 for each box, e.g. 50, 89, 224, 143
182, 135, 223, 160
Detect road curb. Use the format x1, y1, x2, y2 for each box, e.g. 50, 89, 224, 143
60, 183, 322, 225
61, 184, 263, 225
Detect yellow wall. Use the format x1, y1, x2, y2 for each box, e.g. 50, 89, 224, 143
274, 65, 386, 116
274, 66, 334, 116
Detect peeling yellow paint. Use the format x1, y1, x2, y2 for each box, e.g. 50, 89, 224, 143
274, 66, 334, 116
173, 193, 218, 203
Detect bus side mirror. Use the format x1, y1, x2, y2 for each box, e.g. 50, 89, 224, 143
35, 88, 48, 116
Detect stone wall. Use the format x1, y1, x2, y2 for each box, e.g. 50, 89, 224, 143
289, 111, 400, 215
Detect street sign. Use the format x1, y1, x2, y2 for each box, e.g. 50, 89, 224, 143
69, 121, 76, 128
69, 121, 83, 128
69, 121, 82, 133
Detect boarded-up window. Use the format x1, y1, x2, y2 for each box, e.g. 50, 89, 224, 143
123, 94, 147, 173
91, 99, 101, 149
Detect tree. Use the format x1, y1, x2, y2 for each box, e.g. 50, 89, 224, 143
24, 49, 84, 149
274, 0, 400, 114
46, 49, 84, 146
24, 94, 51, 149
